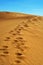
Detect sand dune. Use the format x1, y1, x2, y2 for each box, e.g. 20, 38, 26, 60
0, 12, 43, 65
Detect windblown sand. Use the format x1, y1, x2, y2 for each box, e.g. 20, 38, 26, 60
0, 12, 43, 65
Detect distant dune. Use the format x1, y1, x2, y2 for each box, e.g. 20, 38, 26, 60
0, 12, 43, 65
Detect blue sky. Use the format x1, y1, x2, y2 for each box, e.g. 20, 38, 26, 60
0, 0, 43, 16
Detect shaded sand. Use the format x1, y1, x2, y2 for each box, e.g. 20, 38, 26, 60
0, 12, 43, 65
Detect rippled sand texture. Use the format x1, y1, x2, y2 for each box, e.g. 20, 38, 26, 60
0, 12, 43, 65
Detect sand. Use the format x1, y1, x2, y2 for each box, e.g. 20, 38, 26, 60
0, 12, 43, 65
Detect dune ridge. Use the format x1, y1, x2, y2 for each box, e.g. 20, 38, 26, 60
0, 12, 42, 20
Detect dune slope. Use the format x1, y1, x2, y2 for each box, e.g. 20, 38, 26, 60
0, 12, 43, 65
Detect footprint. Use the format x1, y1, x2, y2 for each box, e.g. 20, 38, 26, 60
2, 46, 8, 48
4, 37, 10, 41
15, 52, 22, 56
3, 51, 9, 54
15, 60, 21, 63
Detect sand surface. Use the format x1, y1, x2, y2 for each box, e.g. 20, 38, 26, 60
0, 12, 43, 65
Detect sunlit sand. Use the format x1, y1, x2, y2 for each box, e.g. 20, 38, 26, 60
0, 12, 43, 65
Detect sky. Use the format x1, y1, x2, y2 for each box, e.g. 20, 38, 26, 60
0, 0, 43, 16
